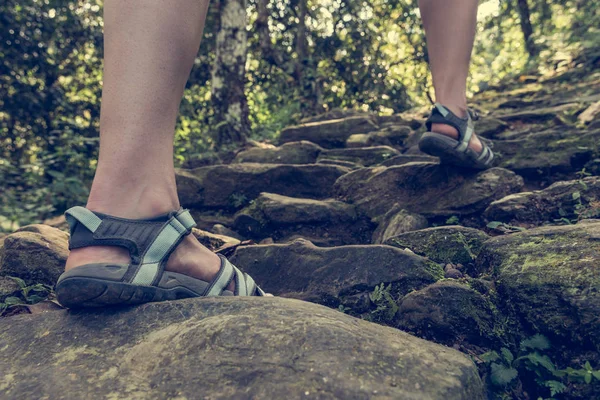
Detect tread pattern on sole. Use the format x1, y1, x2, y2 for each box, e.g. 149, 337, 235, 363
55, 277, 198, 308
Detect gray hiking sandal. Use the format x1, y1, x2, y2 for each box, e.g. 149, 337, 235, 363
419, 103, 494, 169
55, 206, 265, 308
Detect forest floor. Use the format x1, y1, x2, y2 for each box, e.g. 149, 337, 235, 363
1, 64, 600, 399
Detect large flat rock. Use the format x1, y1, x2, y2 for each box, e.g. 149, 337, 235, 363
0, 297, 484, 400
335, 162, 523, 220
177, 163, 350, 210
279, 116, 380, 149
230, 239, 444, 303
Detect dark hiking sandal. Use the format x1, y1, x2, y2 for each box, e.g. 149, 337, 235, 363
55, 206, 265, 308
419, 103, 494, 170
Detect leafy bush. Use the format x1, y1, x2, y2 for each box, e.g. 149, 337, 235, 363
479, 334, 600, 399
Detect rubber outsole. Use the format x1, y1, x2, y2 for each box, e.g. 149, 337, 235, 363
419, 132, 491, 170
55, 277, 200, 308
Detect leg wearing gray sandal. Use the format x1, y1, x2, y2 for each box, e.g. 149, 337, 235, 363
63, 1, 243, 300
57, 208, 265, 307
418, 0, 483, 154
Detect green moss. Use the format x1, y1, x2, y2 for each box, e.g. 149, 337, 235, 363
424, 261, 445, 281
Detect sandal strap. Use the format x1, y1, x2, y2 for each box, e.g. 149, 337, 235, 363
425, 103, 474, 153
132, 210, 196, 285
204, 255, 264, 297
65, 207, 196, 286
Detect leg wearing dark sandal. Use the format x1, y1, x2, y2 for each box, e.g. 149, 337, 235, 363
418, 0, 483, 153
64, 0, 237, 297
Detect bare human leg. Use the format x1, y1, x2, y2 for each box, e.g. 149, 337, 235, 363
419, 0, 483, 153
65, 0, 230, 289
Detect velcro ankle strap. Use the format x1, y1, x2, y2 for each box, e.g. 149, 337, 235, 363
65, 207, 197, 286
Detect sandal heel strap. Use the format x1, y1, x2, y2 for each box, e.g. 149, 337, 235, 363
426, 103, 474, 153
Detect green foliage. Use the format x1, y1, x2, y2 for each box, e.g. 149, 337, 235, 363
490, 361, 518, 386
487, 221, 527, 233
369, 283, 398, 323
479, 334, 600, 399
520, 333, 551, 351
229, 193, 249, 209
0, 277, 54, 316
445, 215, 460, 225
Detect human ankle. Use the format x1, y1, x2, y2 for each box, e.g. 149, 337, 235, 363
86, 171, 180, 219
434, 93, 468, 118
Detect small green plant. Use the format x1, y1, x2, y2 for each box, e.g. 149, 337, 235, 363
487, 221, 526, 233
445, 215, 460, 225
0, 277, 53, 315
337, 304, 351, 314
479, 334, 600, 399
229, 193, 249, 208
369, 283, 398, 323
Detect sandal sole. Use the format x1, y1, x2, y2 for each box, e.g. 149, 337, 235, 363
55, 276, 199, 308
419, 132, 491, 170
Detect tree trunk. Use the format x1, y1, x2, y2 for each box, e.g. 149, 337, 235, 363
256, 0, 271, 56
516, 0, 536, 57
211, 0, 250, 148
294, 0, 308, 87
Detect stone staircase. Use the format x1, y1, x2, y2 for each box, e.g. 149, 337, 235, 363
1, 69, 600, 398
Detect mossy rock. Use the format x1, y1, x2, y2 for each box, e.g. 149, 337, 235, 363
346, 126, 413, 149
385, 226, 489, 265
476, 223, 600, 351
379, 154, 438, 167
372, 207, 428, 244
397, 280, 504, 347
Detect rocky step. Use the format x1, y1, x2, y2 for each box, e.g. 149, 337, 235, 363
335, 161, 523, 220
232, 193, 374, 246
345, 125, 413, 149
385, 225, 489, 266
231, 239, 444, 304
279, 116, 380, 149
176, 163, 350, 211
492, 127, 600, 183
232, 141, 323, 165
485, 176, 600, 226
0, 297, 484, 399
317, 146, 400, 167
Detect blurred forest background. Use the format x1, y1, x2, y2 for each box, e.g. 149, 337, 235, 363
1, 0, 599, 231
